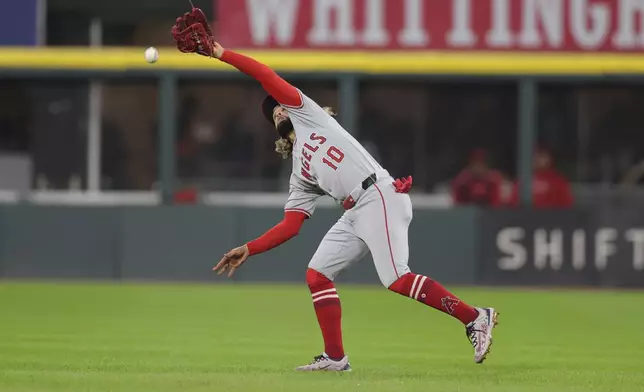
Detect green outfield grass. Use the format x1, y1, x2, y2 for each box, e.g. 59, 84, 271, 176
0, 282, 642, 392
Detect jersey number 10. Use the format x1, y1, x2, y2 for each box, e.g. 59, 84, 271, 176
322, 146, 344, 170
305, 133, 345, 171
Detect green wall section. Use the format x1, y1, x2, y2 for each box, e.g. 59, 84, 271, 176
0, 206, 478, 285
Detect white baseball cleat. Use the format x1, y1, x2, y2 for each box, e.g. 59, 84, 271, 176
465, 307, 499, 364
294, 353, 352, 372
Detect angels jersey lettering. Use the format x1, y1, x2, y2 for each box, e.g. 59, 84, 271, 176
282, 90, 387, 216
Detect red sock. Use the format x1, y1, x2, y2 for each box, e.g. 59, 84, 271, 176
388, 273, 479, 325
306, 268, 344, 360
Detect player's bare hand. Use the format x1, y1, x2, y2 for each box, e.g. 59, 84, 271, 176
212, 41, 225, 59
213, 244, 249, 277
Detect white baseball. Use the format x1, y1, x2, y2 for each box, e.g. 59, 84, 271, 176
144, 47, 159, 64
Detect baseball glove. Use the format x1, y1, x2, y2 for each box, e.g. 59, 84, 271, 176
171, 6, 216, 57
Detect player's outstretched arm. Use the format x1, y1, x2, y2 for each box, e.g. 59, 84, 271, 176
172, 8, 301, 107
245, 210, 307, 255
213, 43, 302, 107
213, 211, 307, 277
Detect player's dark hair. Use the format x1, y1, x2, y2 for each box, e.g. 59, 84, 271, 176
276, 117, 294, 138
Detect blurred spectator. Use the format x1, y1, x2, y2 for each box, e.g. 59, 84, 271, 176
508, 147, 574, 208
173, 187, 198, 204
450, 149, 503, 207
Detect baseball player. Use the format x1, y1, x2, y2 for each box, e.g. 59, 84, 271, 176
172, 8, 498, 372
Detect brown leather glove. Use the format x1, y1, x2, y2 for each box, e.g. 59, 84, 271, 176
171, 7, 216, 57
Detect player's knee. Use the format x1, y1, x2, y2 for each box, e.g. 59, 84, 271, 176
306, 268, 332, 288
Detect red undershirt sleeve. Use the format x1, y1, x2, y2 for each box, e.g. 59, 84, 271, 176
219, 50, 302, 107
246, 211, 307, 256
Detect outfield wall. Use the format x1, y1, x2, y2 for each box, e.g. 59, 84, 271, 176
1, 205, 642, 287
0, 205, 478, 285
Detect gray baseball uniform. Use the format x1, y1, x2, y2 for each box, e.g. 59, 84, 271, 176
282, 90, 412, 287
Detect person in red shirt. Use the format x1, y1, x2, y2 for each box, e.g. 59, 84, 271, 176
451, 149, 504, 207
508, 147, 574, 208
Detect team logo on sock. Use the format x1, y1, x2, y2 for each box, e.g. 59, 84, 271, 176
441, 297, 460, 314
